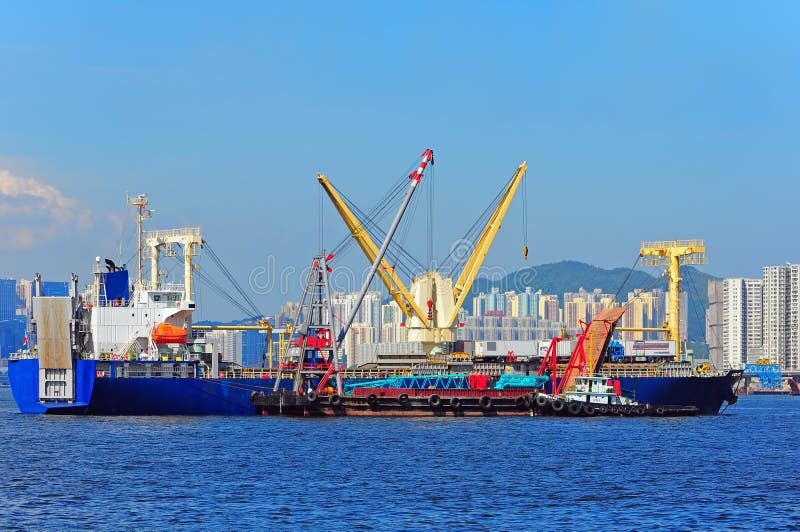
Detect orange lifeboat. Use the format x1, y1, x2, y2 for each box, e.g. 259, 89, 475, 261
152, 322, 187, 344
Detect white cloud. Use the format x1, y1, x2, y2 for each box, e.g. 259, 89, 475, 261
0, 169, 93, 249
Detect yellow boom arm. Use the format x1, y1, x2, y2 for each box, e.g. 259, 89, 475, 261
317, 173, 430, 326
446, 162, 527, 327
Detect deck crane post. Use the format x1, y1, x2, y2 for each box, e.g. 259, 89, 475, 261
639, 240, 706, 360
318, 171, 431, 328
445, 162, 527, 328
335, 149, 433, 345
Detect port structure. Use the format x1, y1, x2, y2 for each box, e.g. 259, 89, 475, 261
318, 155, 527, 350
144, 228, 202, 301
273, 254, 343, 396
743, 363, 782, 390
192, 322, 292, 371
617, 240, 706, 359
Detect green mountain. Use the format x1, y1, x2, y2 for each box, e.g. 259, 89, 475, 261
467, 260, 717, 342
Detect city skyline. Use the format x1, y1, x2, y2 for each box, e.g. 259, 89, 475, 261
1, 2, 799, 320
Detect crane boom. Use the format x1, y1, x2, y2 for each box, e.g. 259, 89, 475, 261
317, 172, 431, 327
446, 161, 527, 327
336, 149, 433, 343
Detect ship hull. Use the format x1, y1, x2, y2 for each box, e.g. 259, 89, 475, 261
617, 372, 741, 415
9, 358, 288, 415
10, 358, 742, 416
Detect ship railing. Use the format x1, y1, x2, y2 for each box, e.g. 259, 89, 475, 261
601, 363, 667, 378
200, 367, 450, 380
118, 362, 197, 379
215, 367, 277, 379
138, 280, 185, 292
9, 350, 38, 360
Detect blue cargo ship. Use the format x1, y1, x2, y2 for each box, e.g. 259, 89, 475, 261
8, 358, 289, 415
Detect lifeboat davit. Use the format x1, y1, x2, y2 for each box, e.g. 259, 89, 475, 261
152, 323, 187, 344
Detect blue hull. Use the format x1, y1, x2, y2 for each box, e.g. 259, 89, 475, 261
617, 374, 740, 415
9, 358, 741, 416
9, 358, 290, 415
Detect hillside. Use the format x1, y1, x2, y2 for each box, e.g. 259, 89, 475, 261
467, 260, 716, 342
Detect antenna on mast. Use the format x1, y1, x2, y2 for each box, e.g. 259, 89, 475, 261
127, 194, 152, 290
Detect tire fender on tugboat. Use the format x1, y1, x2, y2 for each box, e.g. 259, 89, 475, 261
535, 394, 549, 407
428, 394, 441, 408
551, 398, 565, 412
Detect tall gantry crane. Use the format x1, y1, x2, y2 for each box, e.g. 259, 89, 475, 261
318, 155, 527, 350
639, 239, 706, 358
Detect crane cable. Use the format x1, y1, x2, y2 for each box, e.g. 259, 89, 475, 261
174, 250, 260, 320
614, 255, 642, 302
522, 170, 529, 261
328, 160, 418, 257
203, 241, 263, 319
684, 266, 714, 347
439, 171, 512, 272
427, 162, 434, 269
335, 187, 426, 277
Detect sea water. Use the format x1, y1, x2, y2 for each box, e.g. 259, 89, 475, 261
0, 387, 797, 530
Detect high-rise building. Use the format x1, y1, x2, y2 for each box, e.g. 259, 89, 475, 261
472, 293, 486, 317
721, 278, 763, 370
380, 301, 407, 343
342, 323, 375, 367
707, 279, 724, 370
204, 330, 242, 365
507, 292, 520, 318
744, 279, 764, 363
620, 289, 665, 341
517, 288, 534, 317
564, 297, 590, 329
360, 291, 382, 330
0, 279, 15, 321
790, 264, 800, 370
762, 265, 790, 367
538, 295, 559, 321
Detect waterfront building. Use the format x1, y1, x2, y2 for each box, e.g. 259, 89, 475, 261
381, 300, 407, 343
762, 265, 790, 368
619, 289, 666, 342
342, 322, 376, 367
720, 278, 763, 370
707, 279, 724, 369
790, 264, 800, 370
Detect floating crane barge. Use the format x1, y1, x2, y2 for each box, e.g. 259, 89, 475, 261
254, 150, 736, 418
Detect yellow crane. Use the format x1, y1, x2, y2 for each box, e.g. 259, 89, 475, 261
318, 160, 527, 350
639, 239, 706, 359
192, 319, 292, 370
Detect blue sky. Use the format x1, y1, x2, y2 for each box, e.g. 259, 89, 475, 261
1, 1, 798, 320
